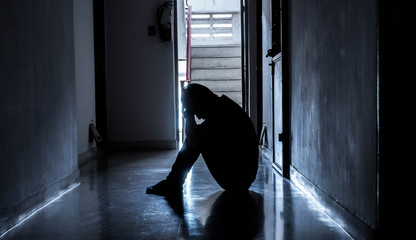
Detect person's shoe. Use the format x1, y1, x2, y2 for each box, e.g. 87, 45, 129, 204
146, 180, 183, 196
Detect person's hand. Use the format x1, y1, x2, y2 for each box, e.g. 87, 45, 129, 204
184, 109, 199, 145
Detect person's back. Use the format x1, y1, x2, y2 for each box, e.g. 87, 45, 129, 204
198, 95, 258, 191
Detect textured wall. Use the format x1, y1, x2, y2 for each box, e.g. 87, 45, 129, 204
289, 0, 377, 228
0, 0, 78, 234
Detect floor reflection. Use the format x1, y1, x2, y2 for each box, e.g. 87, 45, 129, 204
166, 190, 264, 240
1, 151, 354, 240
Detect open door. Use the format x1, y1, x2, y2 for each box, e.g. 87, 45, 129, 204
176, 0, 245, 146
272, 54, 283, 171
261, 0, 288, 177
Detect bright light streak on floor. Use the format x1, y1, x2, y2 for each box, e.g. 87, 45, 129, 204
0, 183, 80, 239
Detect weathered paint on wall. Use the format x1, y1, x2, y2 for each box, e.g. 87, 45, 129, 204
0, 0, 79, 235
289, 0, 377, 229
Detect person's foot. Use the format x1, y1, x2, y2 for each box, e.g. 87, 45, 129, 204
146, 180, 183, 196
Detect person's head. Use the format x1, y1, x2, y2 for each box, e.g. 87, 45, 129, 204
182, 83, 218, 119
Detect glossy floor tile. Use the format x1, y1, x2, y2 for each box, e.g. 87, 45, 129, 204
1, 150, 353, 240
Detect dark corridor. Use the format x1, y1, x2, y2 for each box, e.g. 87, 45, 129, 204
1, 151, 352, 240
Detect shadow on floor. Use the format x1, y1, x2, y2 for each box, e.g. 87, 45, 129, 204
165, 190, 264, 239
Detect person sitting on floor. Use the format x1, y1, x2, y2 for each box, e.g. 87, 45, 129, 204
146, 83, 259, 195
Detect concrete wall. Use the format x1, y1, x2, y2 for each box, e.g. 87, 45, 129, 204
105, 0, 177, 149
73, 0, 96, 155
288, 0, 377, 236
177, 0, 186, 60
0, 0, 79, 235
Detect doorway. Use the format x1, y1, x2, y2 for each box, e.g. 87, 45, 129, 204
175, 0, 244, 145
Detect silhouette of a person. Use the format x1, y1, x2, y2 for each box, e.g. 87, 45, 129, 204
146, 83, 258, 195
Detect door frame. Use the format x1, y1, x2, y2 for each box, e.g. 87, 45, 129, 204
241, 0, 263, 135
93, 0, 108, 150
255, 0, 291, 178
281, 0, 291, 178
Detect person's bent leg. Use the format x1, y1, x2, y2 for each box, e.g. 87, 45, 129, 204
166, 140, 200, 184
146, 139, 200, 195
202, 148, 258, 192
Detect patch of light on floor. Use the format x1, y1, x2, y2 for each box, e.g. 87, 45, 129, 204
290, 173, 354, 240
183, 168, 193, 198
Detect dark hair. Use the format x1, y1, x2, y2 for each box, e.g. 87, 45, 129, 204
183, 83, 217, 104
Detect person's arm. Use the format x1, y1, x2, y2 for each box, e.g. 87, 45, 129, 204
184, 114, 203, 147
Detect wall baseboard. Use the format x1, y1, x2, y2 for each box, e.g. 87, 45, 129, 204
0, 170, 79, 237
78, 147, 100, 167
261, 147, 285, 176
108, 141, 177, 151
290, 166, 375, 240
260, 146, 272, 162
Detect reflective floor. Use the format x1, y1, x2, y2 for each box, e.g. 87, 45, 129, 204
1, 151, 353, 240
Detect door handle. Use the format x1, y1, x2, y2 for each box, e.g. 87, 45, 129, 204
278, 132, 285, 142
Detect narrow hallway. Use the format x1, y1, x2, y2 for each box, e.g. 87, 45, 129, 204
1, 151, 352, 240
